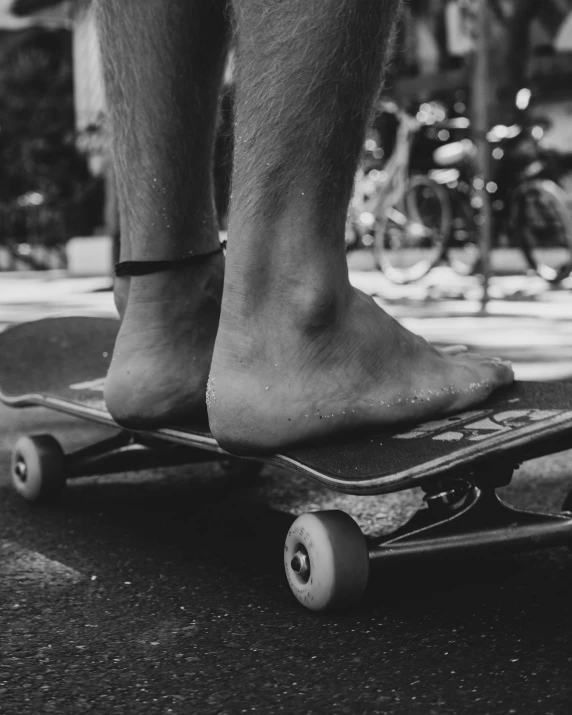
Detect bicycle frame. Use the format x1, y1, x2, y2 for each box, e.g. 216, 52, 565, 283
349, 106, 436, 243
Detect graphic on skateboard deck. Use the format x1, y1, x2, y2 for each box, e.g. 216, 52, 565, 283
2, 316, 572, 611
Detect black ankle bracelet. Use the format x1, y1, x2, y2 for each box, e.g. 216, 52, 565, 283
115, 245, 224, 277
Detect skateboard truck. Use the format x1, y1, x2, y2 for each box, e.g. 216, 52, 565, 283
286, 467, 572, 611
367, 465, 572, 564
9, 430, 261, 504
421, 463, 513, 514
371, 486, 572, 561
422, 476, 473, 514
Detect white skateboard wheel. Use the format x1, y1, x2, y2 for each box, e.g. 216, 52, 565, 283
11, 434, 66, 503
284, 510, 369, 611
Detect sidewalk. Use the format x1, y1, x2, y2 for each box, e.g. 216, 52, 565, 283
0, 271, 115, 328
2, 262, 572, 381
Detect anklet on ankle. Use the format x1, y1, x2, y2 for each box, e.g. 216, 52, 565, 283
115, 245, 224, 277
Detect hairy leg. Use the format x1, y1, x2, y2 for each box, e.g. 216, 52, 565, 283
96, 0, 230, 426
208, 0, 513, 453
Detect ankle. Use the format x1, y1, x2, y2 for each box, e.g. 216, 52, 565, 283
122, 252, 225, 309
287, 280, 352, 332
221, 269, 351, 331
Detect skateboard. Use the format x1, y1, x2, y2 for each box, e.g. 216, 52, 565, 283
1, 316, 572, 611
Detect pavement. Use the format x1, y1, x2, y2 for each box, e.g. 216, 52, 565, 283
1, 265, 572, 714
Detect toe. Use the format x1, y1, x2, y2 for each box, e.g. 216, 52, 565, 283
473, 355, 515, 388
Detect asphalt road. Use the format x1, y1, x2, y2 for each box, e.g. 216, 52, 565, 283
1, 401, 572, 715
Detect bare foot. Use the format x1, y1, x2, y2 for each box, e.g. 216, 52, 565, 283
104, 254, 224, 428
208, 286, 513, 454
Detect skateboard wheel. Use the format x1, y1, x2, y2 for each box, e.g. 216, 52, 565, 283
11, 434, 66, 503
284, 510, 369, 611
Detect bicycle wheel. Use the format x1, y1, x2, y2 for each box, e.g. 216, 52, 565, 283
512, 179, 572, 284
373, 175, 450, 284
445, 189, 481, 276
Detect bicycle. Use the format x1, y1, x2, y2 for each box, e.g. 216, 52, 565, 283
346, 101, 453, 283
429, 113, 572, 284
348, 98, 572, 285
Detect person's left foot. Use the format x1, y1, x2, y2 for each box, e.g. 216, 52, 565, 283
104, 253, 224, 427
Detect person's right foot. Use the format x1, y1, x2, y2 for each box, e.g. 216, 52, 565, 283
207, 283, 514, 454
104, 253, 224, 428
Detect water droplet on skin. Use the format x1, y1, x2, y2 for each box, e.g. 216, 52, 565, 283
206, 376, 216, 406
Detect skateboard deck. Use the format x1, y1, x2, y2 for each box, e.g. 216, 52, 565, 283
1, 315, 572, 495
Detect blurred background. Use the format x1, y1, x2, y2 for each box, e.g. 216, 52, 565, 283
1, 0, 572, 378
